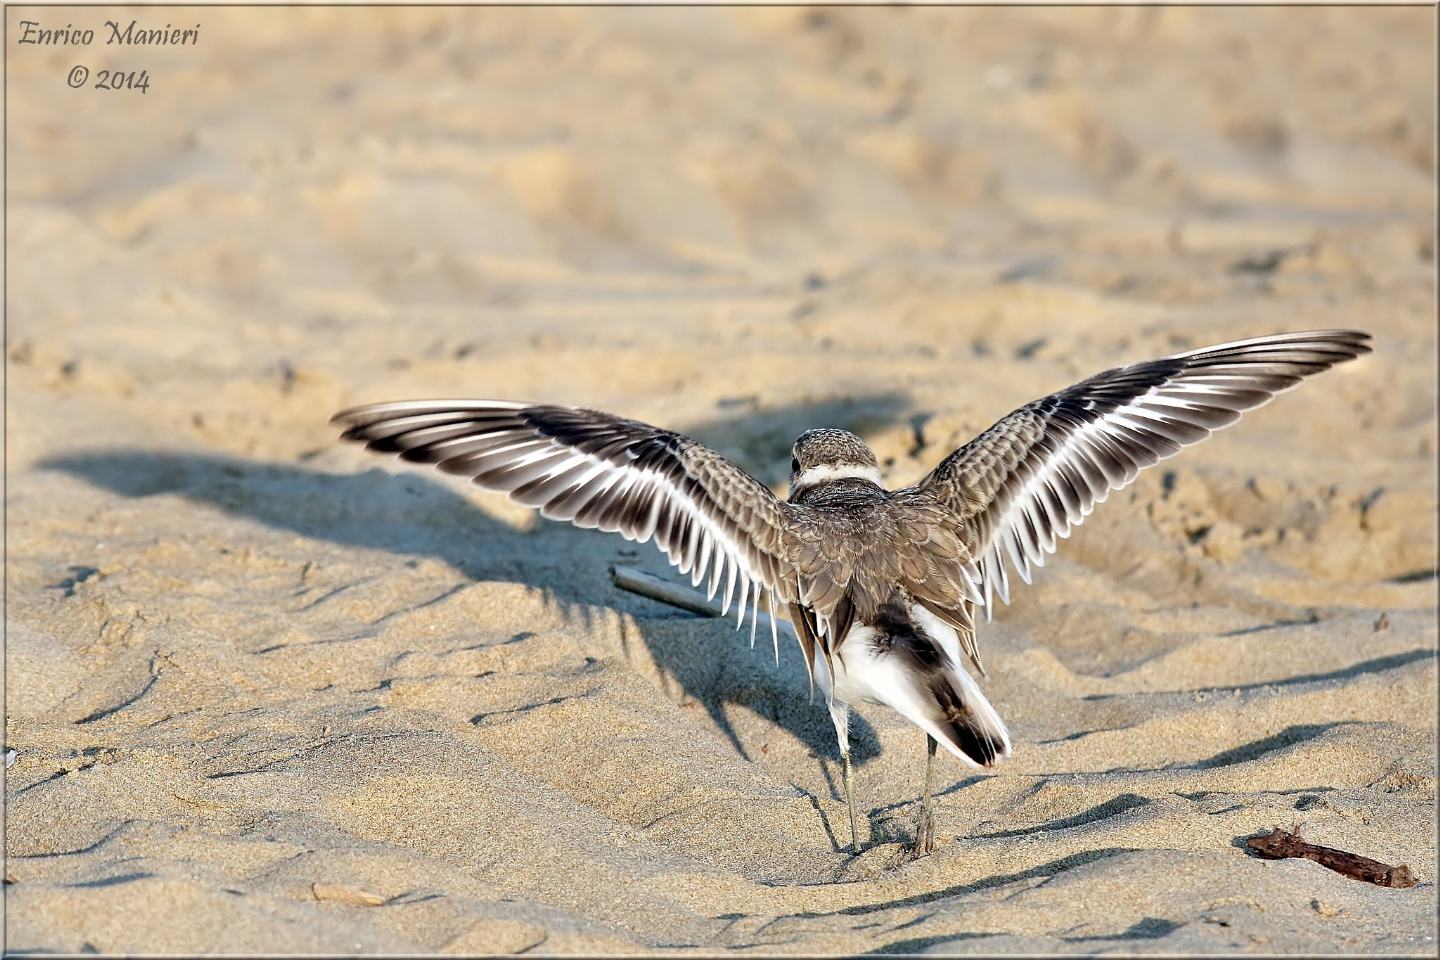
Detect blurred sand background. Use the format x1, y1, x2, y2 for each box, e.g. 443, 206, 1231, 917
4, 5, 1436, 954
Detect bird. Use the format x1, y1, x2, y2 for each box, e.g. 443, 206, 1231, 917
330, 328, 1371, 857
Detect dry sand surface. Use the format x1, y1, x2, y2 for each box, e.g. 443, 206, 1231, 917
4, 5, 1437, 955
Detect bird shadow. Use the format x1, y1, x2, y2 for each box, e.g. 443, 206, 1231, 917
39, 392, 912, 769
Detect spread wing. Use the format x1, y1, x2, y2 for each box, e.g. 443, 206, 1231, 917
908, 330, 1372, 620
331, 401, 801, 657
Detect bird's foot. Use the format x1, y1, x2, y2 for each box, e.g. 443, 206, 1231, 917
909, 808, 936, 860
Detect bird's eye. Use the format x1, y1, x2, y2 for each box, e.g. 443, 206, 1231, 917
790, 457, 800, 473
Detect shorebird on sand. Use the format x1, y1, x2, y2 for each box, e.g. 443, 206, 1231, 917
332, 329, 1370, 857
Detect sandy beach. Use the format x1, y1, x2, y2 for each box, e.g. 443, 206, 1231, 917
4, 5, 1436, 954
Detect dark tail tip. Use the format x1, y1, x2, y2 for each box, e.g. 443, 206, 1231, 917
943, 715, 1007, 767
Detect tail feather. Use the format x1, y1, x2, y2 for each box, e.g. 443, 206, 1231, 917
892, 633, 1011, 766
868, 602, 1012, 767
928, 674, 1010, 765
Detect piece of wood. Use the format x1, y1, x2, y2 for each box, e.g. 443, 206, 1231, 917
609, 565, 795, 640
312, 882, 387, 906
1246, 827, 1417, 888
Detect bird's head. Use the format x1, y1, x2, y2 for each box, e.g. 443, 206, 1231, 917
789, 428, 882, 492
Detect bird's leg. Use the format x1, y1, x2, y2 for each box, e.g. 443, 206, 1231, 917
911, 734, 938, 858
828, 701, 860, 854
841, 748, 860, 855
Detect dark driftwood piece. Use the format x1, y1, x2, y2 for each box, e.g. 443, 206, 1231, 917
1246, 827, 1417, 888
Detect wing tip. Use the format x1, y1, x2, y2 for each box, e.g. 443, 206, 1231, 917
330, 399, 533, 428
1172, 328, 1374, 363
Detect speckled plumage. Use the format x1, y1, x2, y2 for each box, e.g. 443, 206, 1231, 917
332, 328, 1370, 853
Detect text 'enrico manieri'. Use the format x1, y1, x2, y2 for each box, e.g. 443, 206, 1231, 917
17, 20, 201, 46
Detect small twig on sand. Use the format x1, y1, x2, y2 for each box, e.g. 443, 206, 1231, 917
609, 565, 795, 640
312, 882, 387, 906
1246, 826, 1417, 888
